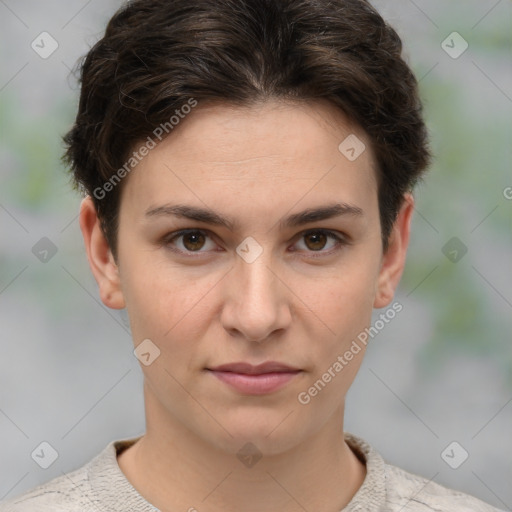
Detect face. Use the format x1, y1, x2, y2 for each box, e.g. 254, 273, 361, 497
81, 98, 413, 456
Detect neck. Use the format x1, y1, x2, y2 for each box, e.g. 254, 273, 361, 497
118, 386, 366, 512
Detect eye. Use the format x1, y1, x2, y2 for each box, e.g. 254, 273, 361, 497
164, 229, 217, 254
292, 229, 347, 256
163, 228, 348, 257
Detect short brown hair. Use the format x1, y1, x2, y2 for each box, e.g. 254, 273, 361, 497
63, 0, 430, 259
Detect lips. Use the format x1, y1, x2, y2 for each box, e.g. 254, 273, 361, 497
207, 361, 300, 375
206, 361, 302, 395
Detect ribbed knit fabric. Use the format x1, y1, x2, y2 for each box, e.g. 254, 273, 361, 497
0, 432, 503, 511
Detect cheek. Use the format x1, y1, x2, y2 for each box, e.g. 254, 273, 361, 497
120, 252, 215, 344
293, 269, 377, 407
296, 254, 380, 328
118, 251, 171, 338
294, 254, 380, 375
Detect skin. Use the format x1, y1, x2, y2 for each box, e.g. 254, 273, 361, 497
80, 98, 414, 512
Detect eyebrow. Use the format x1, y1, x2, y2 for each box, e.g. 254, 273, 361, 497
144, 202, 364, 231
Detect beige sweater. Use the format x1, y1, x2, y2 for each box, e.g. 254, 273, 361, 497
0, 433, 503, 511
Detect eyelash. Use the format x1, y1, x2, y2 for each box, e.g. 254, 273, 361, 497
162, 228, 349, 258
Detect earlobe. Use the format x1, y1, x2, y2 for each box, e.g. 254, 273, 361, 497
373, 193, 414, 309
79, 196, 126, 310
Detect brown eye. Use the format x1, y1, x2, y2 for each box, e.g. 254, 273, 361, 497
293, 229, 347, 257
181, 231, 206, 251
165, 229, 216, 254
303, 231, 328, 251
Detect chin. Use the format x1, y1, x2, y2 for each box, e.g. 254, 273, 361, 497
195, 408, 309, 457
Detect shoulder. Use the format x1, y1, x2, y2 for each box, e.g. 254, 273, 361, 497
0, 437, 143, 512
343, 432, 504, 512
0, 466, 94, 512
384, 463, 504, 512
0, 438, 126, 512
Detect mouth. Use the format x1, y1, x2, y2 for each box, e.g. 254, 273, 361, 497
206, 361, 302, 395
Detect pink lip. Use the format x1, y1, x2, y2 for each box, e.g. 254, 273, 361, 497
206, 361, 302, 395
208, 370, 300, 394
209, 361, 299, 374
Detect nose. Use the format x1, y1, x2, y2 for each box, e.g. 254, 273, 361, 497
220, 249, 292, 343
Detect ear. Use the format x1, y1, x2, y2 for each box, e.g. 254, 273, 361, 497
373, 193, 414, 309
79, 196, 125, 309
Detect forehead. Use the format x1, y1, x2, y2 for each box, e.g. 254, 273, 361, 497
120, 99, 379, 225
